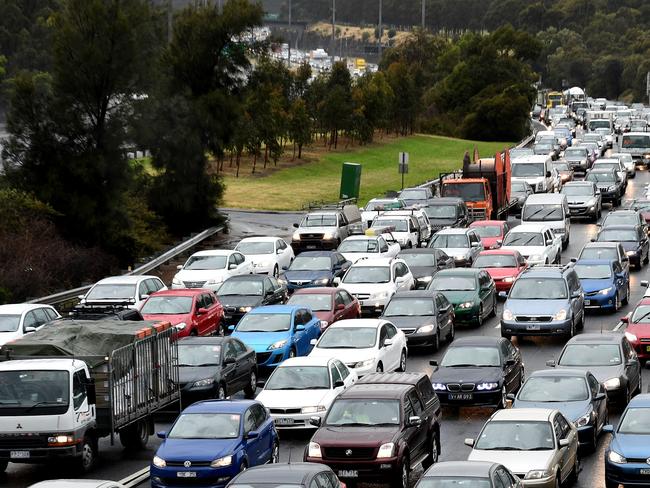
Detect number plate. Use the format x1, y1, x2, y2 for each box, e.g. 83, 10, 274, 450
275, 417, 294, 425
646, 346, 650, 352
306, 245, 317, 249
223, 314, 232, 320
177, 472, 197, 478
338, 470, 358, 478
10, 451, 30, 459
448, 393, 473, 401
526, 324, 540, 331
640, 469, 650, 475
584, 300, 591, 306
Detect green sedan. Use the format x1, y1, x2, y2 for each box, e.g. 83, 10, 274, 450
427, 268, 497, 326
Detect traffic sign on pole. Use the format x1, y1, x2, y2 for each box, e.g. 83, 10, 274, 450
398, 152, 409, 189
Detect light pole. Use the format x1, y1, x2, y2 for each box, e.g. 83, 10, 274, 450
421, 0, 426, 29
331, 0, 336, 64
287, 0, 292, 68
378, 0, 382, 58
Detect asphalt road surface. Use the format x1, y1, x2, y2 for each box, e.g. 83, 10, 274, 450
4, 160, 650, 488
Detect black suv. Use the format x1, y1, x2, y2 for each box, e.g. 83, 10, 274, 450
585, 168, 624, 206
422, 197, 470, 233
305, 372, 441, 488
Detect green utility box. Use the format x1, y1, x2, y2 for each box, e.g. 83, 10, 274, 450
340, 162, 362, 200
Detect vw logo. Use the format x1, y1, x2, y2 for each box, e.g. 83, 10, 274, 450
184, 460, 192, 468
345, 449, 353, 456
647, 458, 650, 465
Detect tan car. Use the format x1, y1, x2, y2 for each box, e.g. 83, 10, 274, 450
465, 408, 579, 487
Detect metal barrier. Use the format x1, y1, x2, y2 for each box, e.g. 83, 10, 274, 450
119, 466, 150, 487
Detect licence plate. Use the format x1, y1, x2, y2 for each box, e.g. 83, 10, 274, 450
177, 472, 197, 478
449, 393, 473, 401
640, 469, 650, 475
10, 451, 29, 459
584, 300, 591, 306
646, 346, 650, 352
275, 418, 294, 425
526, 324, 540, 331
338, 470, 358, 478
306, 245, 317, 249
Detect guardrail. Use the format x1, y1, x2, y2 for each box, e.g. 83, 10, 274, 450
28, 224, 226, 308
119, 466, 150, 487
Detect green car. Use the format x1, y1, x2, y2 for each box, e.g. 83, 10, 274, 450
427, 268, 497, 326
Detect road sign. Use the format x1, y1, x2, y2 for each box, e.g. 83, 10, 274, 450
399, 152, 409, 164
398, 152, 409, 189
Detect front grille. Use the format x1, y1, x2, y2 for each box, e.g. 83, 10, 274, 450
353, 294, 370, 300
256, 352, 272, 364
225, 306, 237, 313
323, 447, 376, 460
183, 281, 206, 288
166, 461, 211, 467
640, 338, 650, 343
302, 233, 324, 240
584, 290, 599, 297
447, 383, 475, 392
0, 434, 48, 449
290, 280, 311, 286
401, 328, 416, 335
515, 315, 553, 322
270, 408, 301, 414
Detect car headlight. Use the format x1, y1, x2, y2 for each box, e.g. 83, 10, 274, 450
175, 322, 187, 331
458, 301, 474, 309
644, 154, 650, 160
608, 451, 627, 464
502, 309, 513, 320
432, 382, 446, 391
278, 277, 288, 285
308, 442, 322, 458
192, 378, 214, 388
416, 324, 435, 334
153, 455, 166, 468
525, 470, 551, 480
322, 232, 335, 240
574, 406, 594, 428
354, 358, 375, 368
553, 309, 567, 321
301, 406, 327, 414
604, 377, 621, 390
502, 276, 514, 283
292, 232, 301, 241
598, 287, 613, 295
376, 442, 395, 459
370, 291, 389, 300
268, 340, 288, 351
625, 331, 638, 343
210, 455, 233, 468
453, 255, 467, 261
418, 276, 433, 283
239, 306, 252, 313
172, 277, 182, 285
626, 250, 637, 256
313, 278, 330, 285
476, 382, 499, 391
608, 186, 617, 191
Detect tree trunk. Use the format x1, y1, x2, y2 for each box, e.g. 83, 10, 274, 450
298, 143, 303, 159
292, 142, 296, 160
236, 151, 241, 177
252, 151, 257, 174
229, 151, 234, 168
264, 145, 268, 169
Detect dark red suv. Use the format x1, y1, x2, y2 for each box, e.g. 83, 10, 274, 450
304, 372, 441, 488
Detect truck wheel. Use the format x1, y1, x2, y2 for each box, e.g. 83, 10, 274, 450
119, 419, 149, 450
75, 435, 97, 473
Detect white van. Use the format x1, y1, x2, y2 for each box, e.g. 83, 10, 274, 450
521, 193, 571, 249
510, 155, 556, 193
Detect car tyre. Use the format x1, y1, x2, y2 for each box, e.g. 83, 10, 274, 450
239, 460, 248, 475
244, 370, 257, 399
397, 349, 407, 372
376, 362, 383, 373
394, 455, 410, 488
74, 435, 97, 474
605, 480, 618, 488
566, 319, 575, 340
432, 330, 440, 352
0, 460, 7, 473
568, 455, 580, 484
288, 348, 296, 359
271, 441, 280, 463
489, 295, 497, 318
422, 432, 439, 469
614, 292, 620, 312
119, 419, 149, 450
217, 383, 227, 400
623, 284, 630, 305
272, 265, 279, 278
476, 305, 484, 327
447, 321, 455, 343
498, 386, 507, 409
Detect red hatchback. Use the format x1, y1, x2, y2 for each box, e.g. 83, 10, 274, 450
287, 287, 360, 331
469, 220, 510, 250
140, 289, 223, 338
472, 249, 527, 293
622, 297, 650, 363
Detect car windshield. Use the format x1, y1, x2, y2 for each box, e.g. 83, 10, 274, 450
236, 313, 291, 332
338, 239, 379, 253
562, 186, 592, 196
317, 327, 377, 349
326, 399, 400, 426
416, 479, 491, 488
522, 204, 563, 221
184, 255, 227, 270
558, 344, 622, 366
366, 200, 402, 211
430, 275, 476, 291
472, 225, 502, 238
511, 181, 529, 192
598, 229, 637, 242
475, 421, 554, 451
424, 205, 457, 219
168, 413, 240, 439
579, 247, 617, 261
178, 344, 222, 367
503, 232, 543, 246
383, 298, 434, 316
235, 242, 274, 255
290, 256, 331, 271
518, 376, 589, 402
632, 305, 650, 323
618, 408, 650, 434
217, 280, 264, 296
509, 278, 567, 299
0, 370, 70, 411
398, 253, 436, 267
400, 189, 427, 200
373, 219, 408, 232
622, 135, 650, 149
594, 162, 619, 171
564, 149, 585, 159
444, 182, 485, 201
589, 120, 611, 130
634, 201, 650, 211
302, 214, 337, 227
429, 234, 468, 248
0, 315, 20, 333
440, 346, 500, 367
574, 264, 612, 279
586, 172, 616, 184
287, 293, 331, 312
342, 266, 390, 284
264, 366, 330, 390
612, 154, 633, 163
511, 149, 534, 158
141, 296, 193, 314
474, 254, 517, 268
86, 283, 136, 300
604, 214, 637, 226
512, 163, 545, 177
534, 144, 553, 154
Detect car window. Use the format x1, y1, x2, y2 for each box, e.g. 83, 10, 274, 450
386, 323, 397, 339
308, 478, 320, 488
293, 310, 305, 326
224, 342, 237, 360
44, 308, 59, 321
587, 374, 600, 397
418, 378, 436, 405
22, 311, 39, 330
330, 363, 342, 386
32, 308, 51, 327
268, 276, 281, 290
379, 325, 388, 346
72, 370, 87, 410
251, 404, 267, 428
303, 310, 313, 324
334, 360, 349, 380
552, 417, 562, 443
263, 277, 274, 294
623, 339, 636, 360
243, 408, 255, 433
228, 254, 237, 266
138, 281, 148, 299
407, 389, 424, 416
493, 472, 508, 488
195, 294, 206, 310
557, 413, 571, 438
204, 293, 216, 308
232, 339, 247, 355
340, 290, 354, 305
334, 292, 345, 307
499, 341, 510, 362
496, 467, 515, 488
404, 396, 415, 419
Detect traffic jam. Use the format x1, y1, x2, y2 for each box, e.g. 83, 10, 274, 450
2, 94, 650, 488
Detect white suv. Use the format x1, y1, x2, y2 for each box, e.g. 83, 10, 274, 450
336, 257, 415, 316
501, 224, 562, 266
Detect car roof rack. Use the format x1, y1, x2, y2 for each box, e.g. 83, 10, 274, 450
527, 263, 574, 271
304, 198, 358, 210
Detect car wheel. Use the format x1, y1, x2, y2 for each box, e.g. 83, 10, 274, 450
553, 470, 561, 488
397, 350, 407, 372
476, 305, 484, 327
239, 460, 248, 474
271, 441, 280, 463
622, 284, 630, 305
644, 249, 649, 265
288, 348, 296, 359
614, 292, 620, 312
217, 383, 227, 400
447, 321, 455, 342
394, 456, 410, 488
119, 419, 149, 450
605, 479, 619, 488
589, 425, 598, 452
566, 319, 575, 339
244, 370, 257, 399
489, 295, 497, 318
376, 362, 384, 373
569, 455, 580, 483
0, 460, 7, 473
432, 330, 440, 352
75, 435, 97, 474
422, 433, 439, 469
635, 375, 642, 395
498, 386, 507, 409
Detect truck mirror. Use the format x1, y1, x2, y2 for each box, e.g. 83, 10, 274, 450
546, 171, 552, 178
85, 378, 97, 405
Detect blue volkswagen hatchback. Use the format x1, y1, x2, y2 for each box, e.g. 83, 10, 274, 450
151, 400, 279, 488
604, 394, 650, 488
279, 251, 351, 292
574, 259, 629, 312
231, 305, 321, 370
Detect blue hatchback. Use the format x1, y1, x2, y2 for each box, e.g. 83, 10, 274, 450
151, 400, 279, 488
279, 251, 351, 292
604, 394, 650, 488
574, 259, 629, 312
231, 305, 321, 369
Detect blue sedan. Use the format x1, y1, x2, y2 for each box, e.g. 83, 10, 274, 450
151, 400, 279, 488
574, 259, 629, 312
231, 305, 321, 370
604, 394, 650, 488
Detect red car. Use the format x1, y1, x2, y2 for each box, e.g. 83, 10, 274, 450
472, 249, 527, 293
469, 220, 510, 250
140, 289, 223, 338
622, 297, 650, 363
286, 287, 360, 330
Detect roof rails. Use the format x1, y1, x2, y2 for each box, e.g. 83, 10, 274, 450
527, 263, 575, 271
303, 198, 358, 210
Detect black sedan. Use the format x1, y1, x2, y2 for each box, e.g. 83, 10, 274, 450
228, 462, 343, 488
429, 336, 524, 408
176, 336, 257, 403
397, 248, 455, 289
217, 274, 287, 331
511, 369, 608, 451
594, 224, 649, 269
380, 290, 455, 350
415, 461, 522, 488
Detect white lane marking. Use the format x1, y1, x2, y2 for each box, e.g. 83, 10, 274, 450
494, 323, 501, 328
612, 321, 624, 331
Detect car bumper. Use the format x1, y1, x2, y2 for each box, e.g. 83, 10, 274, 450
402, 329, 437, 345
172, 282, 222, 291
177, 383, 217, 403
600, 190, 619, 202
519, 475, 558, 488
452, 305, 480, 323
291, 240, 338, 252
631, 342, 650, 359
151, 465, 236, 488
577, 424, 596, 446
434, 389, 502, 407
568, 161, 588, 172
584, 292, 617, 310
270, 411, 325, 429
305, 456, 400, 482
286, 280, 331, 292
452, 257, 470, 267
493, 279, 515, 292
568, 205, 597, 217
359, 298, 389, 317
501, 318, 572, 336
606, 459, 650, 487
344, 361, 376, 377
252, 263, 274, 274
0, 445, 83, 464
255, 349, 291, 369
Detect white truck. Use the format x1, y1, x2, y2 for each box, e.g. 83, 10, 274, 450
0, 320, 179, 474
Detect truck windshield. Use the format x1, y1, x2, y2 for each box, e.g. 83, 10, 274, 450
302, 214, 337, 227
0, 315, 20, 332
622, 135, 650, 149
444, 183, 485, 201
589, 120, 611, 130
0, 370, 69, 415
522, 204, 563, 221
512, 163, 544, 177
373, 218, 408, 232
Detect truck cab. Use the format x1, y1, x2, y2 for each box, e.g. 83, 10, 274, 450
510, 155, 554, 193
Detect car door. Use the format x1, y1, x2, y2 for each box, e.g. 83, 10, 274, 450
339, 290, 358, 320
618, 244, 630, 277
499, 340, 518, 394
405, 389, 428, 460
468, 231, 482, 262
221, 340, 240, 393
481, 271, 496, 313
566, 270, 584, 326
276, 239, 293, 270
556, 413, 577, 482
612, 261, 626, 298
243, 407, 264, 466
622, 338, 641, 394
384, 323, 401, 371
231, 338, 254, 390
552, 415, 570, 482
587, 372, 607, 431
252, 403, 274, 464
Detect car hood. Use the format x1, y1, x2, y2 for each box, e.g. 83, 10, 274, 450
217, 295, 264, 309
409, 266, 437, 279
513, 399, 590, 423
613, 241, 638, 252
156, 438, 240, 463
554, 364, 622, 384
626, 323, 650, 339
640, 211, 650, 224
312, 426, 398, 447
429, 218, 458, 226
501, 245, 547, 258
244, 253, 276, 265
468, 449, 555, 474
339, 283, 392, 295
310, 346, 375, 363
231, 330, 290, 351
580, 278, 615, 294
480, 237, 501, 249
504, 299, 567, 315
483, 267, 519, 280
511, 176, 544, 184
431, 366, 502, 384
439, 290, 478, 305
178, 366, 221, 384
175, 269, 228, 282
141, 313, 190, 326
256, 389, 331, 409
382, 315, 436, 329
610, 433, 650, 460
284, 270, 333, 281
314, 310, 335, 322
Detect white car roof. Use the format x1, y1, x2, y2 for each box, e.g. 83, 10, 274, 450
0, 358, 76, 372
343, 235, 380, 241
275, 356, 338, 367
328, 318, 387, 329
525, 193, 566, 205
435, 228, 471, 235
237, 236, 283, 243
349, 257, 395, 268
0, 303, 53, 315
94, 275, 158, 285
509, 223, 551, 234
190, 249, 237, 257
512, 155, 550, 164
489, 407, 556, 422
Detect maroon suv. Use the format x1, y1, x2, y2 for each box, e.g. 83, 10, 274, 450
304, 372, 441, 488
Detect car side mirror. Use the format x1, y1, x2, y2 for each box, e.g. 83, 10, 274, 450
223, 357, 236, 365
571, 291, 582, 299
594, 392, 606, 401
140, 294, 149, 301
333, 277, 341, 286
277, 249, 283, 254
464, 438, 475, 447
282, 265, 289, 271
641, 280, 649, 288
293, 223, 299, 228
546, 171, 552, 178
309, 416, 321, 427
546, 239, 553, 245
257, 380, 266, 388
505, 359, 516, 367
310, 338, 318, 346
622, 256, 629, 262
24, 326, 37, 333
336, 303, 345, 311
506, 393, 516, 401
295, 324, 305, 331
546, 359, 556, 367
156, 431, 167, 439
498, 291, 508, 299
471, 242, 480, 247
383, 338, 393, 347
602, 424, 614, 434
558, 438, 570, 448
570, 257, 577, 263
229, 263, 237, 270
496, 239, 503, 246
407, 416, 422, 428
246, 430, 259, 440
334, 380, 344, 388
595, 190, 601, 195
197, 307, 208, 315
429, 360, 438, 367
176, 264, 183, 270
620, 316, 629, 324
228, 325, 235, 331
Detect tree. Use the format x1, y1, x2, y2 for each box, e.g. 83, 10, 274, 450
288, 98, 312, 159
321, 62, 353, 148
